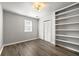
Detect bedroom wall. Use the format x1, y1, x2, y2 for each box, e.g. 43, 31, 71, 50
3, 10, 39, 45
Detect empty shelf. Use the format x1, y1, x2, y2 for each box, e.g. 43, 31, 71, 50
56, 29, 79, 31
56, 39, 79, 46
56, 22, 79, 25
56, 44, 79, 52
55, 3, 78, 12
56, 14, 79, 21
56, 34, 79, 38
56, 8, 79, 16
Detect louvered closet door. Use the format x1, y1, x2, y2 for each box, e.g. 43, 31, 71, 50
44, 20, 51, 42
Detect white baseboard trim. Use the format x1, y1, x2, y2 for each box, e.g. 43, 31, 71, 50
0, 46, 4, 55
4, 38, 38, 47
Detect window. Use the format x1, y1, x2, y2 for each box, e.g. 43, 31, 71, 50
24, 20, 32, 32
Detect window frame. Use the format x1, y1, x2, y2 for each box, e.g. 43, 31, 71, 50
24, 20, 32, 32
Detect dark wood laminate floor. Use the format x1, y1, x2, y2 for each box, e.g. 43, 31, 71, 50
1, 39, 79, 56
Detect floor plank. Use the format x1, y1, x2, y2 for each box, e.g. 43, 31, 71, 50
1, 39, 79, 56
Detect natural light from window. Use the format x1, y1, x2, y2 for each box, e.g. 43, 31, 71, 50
24, 20, 32, 32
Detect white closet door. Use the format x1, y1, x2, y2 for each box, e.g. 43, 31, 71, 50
44, 20, 51, 42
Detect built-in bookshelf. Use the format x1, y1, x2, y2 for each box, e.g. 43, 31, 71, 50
55, 2, 79, 52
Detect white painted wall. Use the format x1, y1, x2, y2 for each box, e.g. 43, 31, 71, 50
0, 4, 3, 54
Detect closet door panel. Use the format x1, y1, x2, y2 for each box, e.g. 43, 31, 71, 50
44, 21, 51, 42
